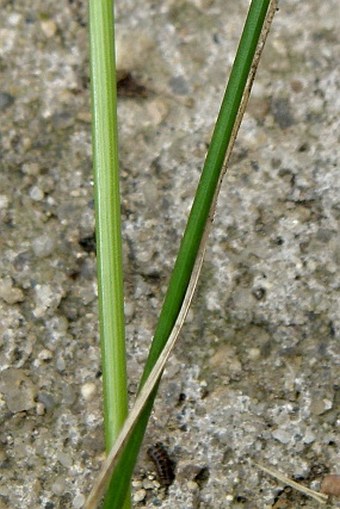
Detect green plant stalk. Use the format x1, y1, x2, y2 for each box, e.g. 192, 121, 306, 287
88, 0, 130, 507
102, 1, 272, 507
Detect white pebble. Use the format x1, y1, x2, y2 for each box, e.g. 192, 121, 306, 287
38, 349, 53, 361
40, 19, 57, 38
73, 494, 86, 508
57, 451, 73, 468
187, 481, 198, 491
142, 479, 155, 490
272, 429, 291, 444
33, 284, 64, 318
0, 195, 9, 209
146, 98, 169, 125
32, 234, 55, 258
36, 403, 45, 416
136, 249, 153, 263
8, 13, 22, 26
51, 477, 66, 496
29, 186, 44, 201
303, 429, 316, 444
124, 301, 135, 320
81, 382, 96, 400
132, 480, 142, 489
248, 347, 261, 360
0, 276, 24, 304
133, 489, 146, 503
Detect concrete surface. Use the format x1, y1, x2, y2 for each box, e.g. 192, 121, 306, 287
0, 1, 339, 507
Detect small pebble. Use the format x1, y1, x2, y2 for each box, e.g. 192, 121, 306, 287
29, 185, 44, 201
0, 194, 9, 209
32, 234, 55, 258
0, 92, 15, 111
8, 12, 21, 26
38, 349, 53, 361
36, 402, 45, 416
272, 429, 291, 444
57, 451, 73, 468
124, 301, 135, 320
0, 368, 36, 413
33, 283, 63, 318
56, 356, 66, 372
169, 75, 189, 95
187, 480, 199, 491
290, 79, 303, 92
73, 494, 86, 508
271, 97, 295, 129
0, 276, 24, 304
303, 429, 316, 444
37, 391, 55, 410
248, 347, 261, 360
133, 489, 146, 503
310, 398, 333, 416
142, 479, 155, 490
22, 162, 40, 176
146, 98, 169, 125
51, 477, 67, 496
321, 475, 340, 497
132, 480, 142, 489
136, 248, 153, 264
81, 382, 96, 401
77, 111, 91, 123
142, 180, 159, 205
40, 19, 57, 38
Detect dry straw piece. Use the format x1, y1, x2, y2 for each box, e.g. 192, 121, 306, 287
255, 463, 329, 505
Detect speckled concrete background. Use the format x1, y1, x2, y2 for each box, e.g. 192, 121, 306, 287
0, 1, 339, 508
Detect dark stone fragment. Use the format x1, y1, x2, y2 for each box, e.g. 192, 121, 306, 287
271, 97, 295, 129
37, 392, 56, 411
79, 233, 96, 253
194, 466, 210, 487
169, 75, 189, 95
252, 287, 266, 300
0, 92, 15, 111
117, 71, 148, 98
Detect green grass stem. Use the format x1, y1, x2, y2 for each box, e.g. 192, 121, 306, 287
101, 1, 273, 507
88, 1, 130, 507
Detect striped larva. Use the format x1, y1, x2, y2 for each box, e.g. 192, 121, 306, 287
147, 442, 175, 487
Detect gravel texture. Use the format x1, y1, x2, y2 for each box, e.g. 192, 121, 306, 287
0, 1, 339, 508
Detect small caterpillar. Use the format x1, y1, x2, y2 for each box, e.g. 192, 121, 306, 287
147, 442, 175, 487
